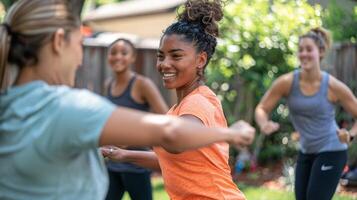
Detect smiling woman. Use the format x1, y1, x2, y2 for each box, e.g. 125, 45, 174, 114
157, 34, 204, 92
0, 1, 255, 199
255, 27, 357, 200
152, 2, 250, 197
103, 0, 254, 199
104, 38, 168, 200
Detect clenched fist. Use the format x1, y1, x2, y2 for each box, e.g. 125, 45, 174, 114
229, 120, 256, 147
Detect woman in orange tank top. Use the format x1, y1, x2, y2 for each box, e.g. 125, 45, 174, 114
101, 0, 255, 199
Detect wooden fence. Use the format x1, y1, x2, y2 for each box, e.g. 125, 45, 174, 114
322, 42, 357, 124
323, 42, 357, 94
76, 40, 357, 111
75, 37, 176, 106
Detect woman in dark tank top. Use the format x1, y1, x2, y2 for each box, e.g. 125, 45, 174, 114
104, 38, 168, 200
255, 28, 357, 200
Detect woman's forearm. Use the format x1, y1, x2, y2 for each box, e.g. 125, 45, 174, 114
122, 150, 161, 171
350, 121, 357, 137
255, 105, 270, 128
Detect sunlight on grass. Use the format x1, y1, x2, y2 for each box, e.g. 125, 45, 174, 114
241, 186, 354, 200
237, 183, 356, 200
122, 177, 169, 200
121, 177, 356, 200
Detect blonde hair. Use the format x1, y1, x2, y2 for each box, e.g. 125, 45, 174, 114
0, 0, 80, 91
299, 27, 332, 60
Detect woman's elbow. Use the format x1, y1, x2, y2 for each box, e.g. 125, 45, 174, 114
161, 133, 185, 154
163, 147, 184, 154
159, 120, 185, 154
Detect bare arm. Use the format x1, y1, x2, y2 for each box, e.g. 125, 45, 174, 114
330, 76, 357, 138
101, 147, 161, 171
100, 114, 205, 171
255, 73, 293, 134
101, 114, 254, 169
99, 107, 255, 153
140, 77, 169, 114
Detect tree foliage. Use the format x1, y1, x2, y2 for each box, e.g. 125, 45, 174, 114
322, 0, 357, 43
208, 0, 321, 123
0, 0, 16, 11
206, 0, 322, 163
94, 0, 125, 7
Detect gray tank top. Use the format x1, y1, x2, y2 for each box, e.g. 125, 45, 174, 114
287, 70, 347, 153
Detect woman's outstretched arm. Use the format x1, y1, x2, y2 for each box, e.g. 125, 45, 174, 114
99, 107, 255, 154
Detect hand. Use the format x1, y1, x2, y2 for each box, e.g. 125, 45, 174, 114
291, 131, 300, 141
260, 120, 280, 135
229, 120, 256, 148
100, 146, 127, 162
338, 129, 351, 144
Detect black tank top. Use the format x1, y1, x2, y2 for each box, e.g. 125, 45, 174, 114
106, 75, 150, 173
107, 76, 149, 112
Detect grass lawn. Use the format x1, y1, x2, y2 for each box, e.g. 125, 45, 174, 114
122, 177, 356, 200
237, 183, 356, 200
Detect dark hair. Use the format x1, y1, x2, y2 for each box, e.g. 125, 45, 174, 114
109, 38, 137, 57
299, 27, 332, 60
162, 0, 224, 76
0, 0, 80, 91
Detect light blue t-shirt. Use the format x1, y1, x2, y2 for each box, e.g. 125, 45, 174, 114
0, 81, 116, 200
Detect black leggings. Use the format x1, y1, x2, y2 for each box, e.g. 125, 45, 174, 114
105, 170, 152, 200
295, 150, 347, 200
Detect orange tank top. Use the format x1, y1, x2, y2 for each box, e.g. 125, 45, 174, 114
154, 86, 246, 200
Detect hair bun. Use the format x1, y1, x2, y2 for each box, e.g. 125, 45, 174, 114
310, 27, 331, 49
178, 0, 223, 37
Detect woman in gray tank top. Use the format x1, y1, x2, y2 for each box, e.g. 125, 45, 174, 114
255, 27, 357, 200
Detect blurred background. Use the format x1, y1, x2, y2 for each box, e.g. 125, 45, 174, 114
1, 0, 357, 199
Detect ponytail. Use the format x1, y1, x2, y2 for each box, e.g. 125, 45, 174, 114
0, 0, 80, 92
0, 24, 12, 92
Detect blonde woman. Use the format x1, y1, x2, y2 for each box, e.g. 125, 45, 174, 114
255, 28, 357, 200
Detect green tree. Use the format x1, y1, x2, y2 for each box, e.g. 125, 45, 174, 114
322, 0, 357, 43
207, 0, 322, 163
82, 0, 125, 9
0, 0, 15, 21
0, 0, 16, 10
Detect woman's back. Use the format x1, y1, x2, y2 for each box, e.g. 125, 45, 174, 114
0, 81, 115, 200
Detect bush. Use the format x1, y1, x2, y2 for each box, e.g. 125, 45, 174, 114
207, 0, 321, 163
322, 0, 357, 43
